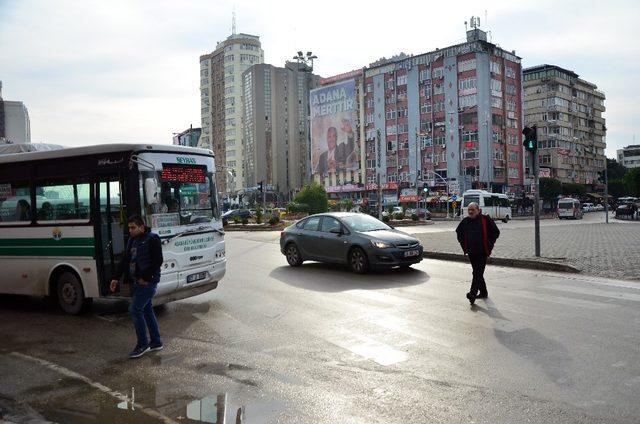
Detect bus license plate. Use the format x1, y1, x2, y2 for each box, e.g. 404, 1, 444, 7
187, 271, 208, 284
404, 250, 419, 258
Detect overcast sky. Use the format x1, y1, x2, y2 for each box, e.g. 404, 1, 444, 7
0, 0, 637, 157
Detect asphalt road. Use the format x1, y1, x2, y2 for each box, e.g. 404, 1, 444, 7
1, 231, 639, 423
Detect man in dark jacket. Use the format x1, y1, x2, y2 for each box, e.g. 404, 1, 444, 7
455, 202, 500, 305
110, 215, 164, 358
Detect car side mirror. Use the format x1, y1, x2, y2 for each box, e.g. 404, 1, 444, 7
329, 227, 343, 235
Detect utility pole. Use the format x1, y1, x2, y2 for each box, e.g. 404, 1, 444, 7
524, 125, 540, 257
533, 148, 541, 257
415, 129, 420, 219
376, 129, 383, 219
604, 165, 609, 224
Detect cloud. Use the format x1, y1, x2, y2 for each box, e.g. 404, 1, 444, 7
0, 0, 636, 157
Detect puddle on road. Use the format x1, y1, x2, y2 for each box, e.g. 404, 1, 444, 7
35, 389, 286, 424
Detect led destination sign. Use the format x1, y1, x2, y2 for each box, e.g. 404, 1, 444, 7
160, 163, 207, 183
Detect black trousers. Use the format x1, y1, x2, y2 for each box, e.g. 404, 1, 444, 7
468, 254, 488, 296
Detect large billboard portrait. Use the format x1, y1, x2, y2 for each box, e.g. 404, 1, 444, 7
310, 79, 357, 176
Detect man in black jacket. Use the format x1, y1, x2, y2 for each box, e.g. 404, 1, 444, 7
455, 202, 500, 305
110, 215, 164, 358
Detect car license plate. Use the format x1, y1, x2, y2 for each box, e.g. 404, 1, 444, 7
187, 271, 208, 284
404, 250, 419, 258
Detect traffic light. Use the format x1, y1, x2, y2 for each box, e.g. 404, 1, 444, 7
422, 183, 429, 194
522, 126, 537, 152
257, 181, 263, 192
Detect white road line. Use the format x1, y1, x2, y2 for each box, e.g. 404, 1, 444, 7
10, 352, 179, 424
543, 284, 640, 302
321, 329, 409, 366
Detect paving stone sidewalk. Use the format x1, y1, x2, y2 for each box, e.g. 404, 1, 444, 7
414, 222, 640, 281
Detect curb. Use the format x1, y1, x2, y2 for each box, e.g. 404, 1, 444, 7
223, 226, 284, 232
422, 251, 581, 274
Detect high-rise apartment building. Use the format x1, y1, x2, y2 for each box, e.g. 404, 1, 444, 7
523, 65, 606, 186
359, 27, 524, 204
617, 145, 640, 169
242, 62, 319, 199
0, 81, 31, 144
199, 33, 263, 196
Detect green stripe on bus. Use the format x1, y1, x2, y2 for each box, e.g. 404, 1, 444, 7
0, 238, 95, 247
0, 246, 95, 257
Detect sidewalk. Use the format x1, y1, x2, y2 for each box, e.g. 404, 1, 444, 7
414, 221, 640, 281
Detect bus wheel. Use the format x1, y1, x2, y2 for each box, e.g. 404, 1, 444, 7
56, 271, 91, 315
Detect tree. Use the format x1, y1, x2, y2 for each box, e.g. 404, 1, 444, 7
293, 182, 328, 214
623, 168, 640, 197
539, 178, 562, 202
339, 198, 354, 212
562, 182, 586, 197
607, 158, 627, 181
608, 179, 627, 199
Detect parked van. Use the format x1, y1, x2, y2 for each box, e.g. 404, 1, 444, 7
461, 190, 511, 222
557, 198, 583, 219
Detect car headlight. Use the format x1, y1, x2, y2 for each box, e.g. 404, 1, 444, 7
371, 240, 393, 249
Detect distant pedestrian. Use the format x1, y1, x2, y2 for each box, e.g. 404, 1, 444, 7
110, 215, 164, 358
455, 202, 500, 305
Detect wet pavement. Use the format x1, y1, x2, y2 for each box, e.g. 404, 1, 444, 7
1, 231, 640, 423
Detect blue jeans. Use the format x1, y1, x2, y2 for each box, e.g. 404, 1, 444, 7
130, 283, 162, 349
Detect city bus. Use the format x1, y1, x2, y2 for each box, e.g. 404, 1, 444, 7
461, 190, 511, 222
0, 143, 226, 314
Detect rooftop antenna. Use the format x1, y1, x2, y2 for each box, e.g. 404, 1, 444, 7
232, 6, 237, 35
464, 20, 468, 32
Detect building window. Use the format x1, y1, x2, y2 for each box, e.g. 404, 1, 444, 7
490, 61, 501, 75
508, 151, 518, 162
397, 75, 407, 86
385, 79, 395, 90
397, 108, 408, 118
508, 134, 518, 145
494, 168, 504, 178
458, 77, 477, 91
420, 121, 432, 132
462, 130, 478, 142
491, 79, 502, 92
459, 94, 477, 108
386, 109, 397, 120
419, 69, 431, 81
397, 123, 409, 134
491, 96, 502, 108
433, 67, 444, 79
433, 83, 444, 95
458, 59, 476, 72
420, 103, 432, 114
540, 154, 551, 165
506, 67, 516, 79
366, 83, 373, 93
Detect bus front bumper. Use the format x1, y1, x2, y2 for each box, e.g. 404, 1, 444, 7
156, 259, 226, 304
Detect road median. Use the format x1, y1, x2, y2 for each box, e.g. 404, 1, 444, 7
423, 251, 581, 274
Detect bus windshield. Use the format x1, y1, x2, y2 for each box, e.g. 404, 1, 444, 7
143, 169, 220, 228
463, 195, 479, 207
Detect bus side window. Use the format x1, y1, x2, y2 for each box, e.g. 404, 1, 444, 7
0, 181, 32, 224
484, 196, 494, 207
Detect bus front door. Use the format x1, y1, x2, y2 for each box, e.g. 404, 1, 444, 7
96, 177, 126, 296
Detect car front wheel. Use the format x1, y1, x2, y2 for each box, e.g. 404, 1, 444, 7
349, 247, 369, 274
285, 243, 303, 267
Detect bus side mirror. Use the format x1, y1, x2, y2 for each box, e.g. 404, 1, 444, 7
145, 178, 159, 205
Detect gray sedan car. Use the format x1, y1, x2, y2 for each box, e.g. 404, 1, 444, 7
279, 212, 423, 273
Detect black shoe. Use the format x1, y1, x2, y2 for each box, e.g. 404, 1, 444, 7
129, 345, 150, 359
466, 292, 476, 305
149, 343, 164, 352
476, 292, 488, 299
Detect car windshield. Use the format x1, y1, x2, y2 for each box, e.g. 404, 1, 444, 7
342, 214, 391, 232
558, 202, 574, 209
